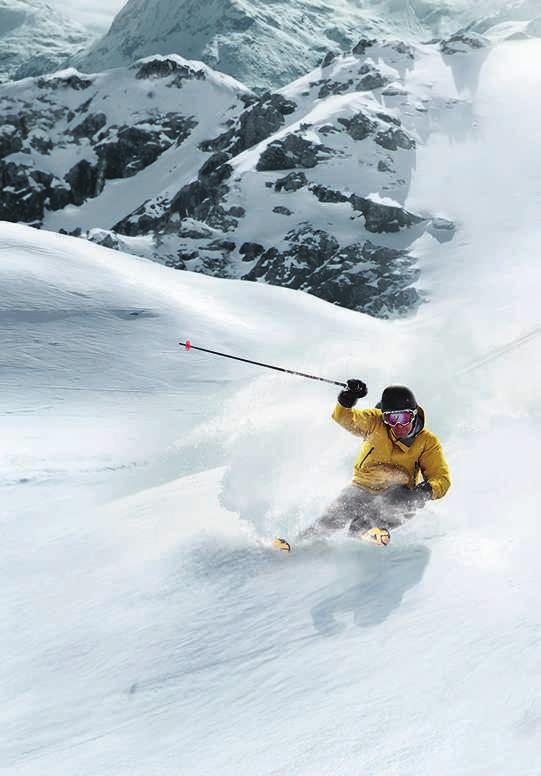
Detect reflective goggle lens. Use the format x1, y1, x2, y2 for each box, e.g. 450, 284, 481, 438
383, 410, 415, 426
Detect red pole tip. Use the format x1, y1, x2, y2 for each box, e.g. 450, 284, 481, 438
185, 340, 191, 351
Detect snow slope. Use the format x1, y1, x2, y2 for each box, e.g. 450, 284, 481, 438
4, 36, 541, 776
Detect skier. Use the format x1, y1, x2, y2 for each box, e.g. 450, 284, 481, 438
274, 380, 451, 550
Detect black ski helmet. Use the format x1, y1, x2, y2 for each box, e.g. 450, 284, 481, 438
380, 385, 417, 412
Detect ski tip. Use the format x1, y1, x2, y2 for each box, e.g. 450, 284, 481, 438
272, 537, 292, 553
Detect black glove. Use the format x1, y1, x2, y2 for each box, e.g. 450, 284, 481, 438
338, 378, 368, 408
385, 482, 432, 509
413, 482, 433, 506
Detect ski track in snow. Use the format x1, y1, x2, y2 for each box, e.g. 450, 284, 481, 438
3, 39, 541, 775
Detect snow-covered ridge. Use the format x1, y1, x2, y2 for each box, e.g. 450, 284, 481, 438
93, 38, 461, 318
0, 0, 91, 83
0, 54, 251, 231
74, 0, 507, 92
0, 35, 471, 318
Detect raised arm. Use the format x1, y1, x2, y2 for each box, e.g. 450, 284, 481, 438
332, 403, 380, 437
331, 378, 378, 437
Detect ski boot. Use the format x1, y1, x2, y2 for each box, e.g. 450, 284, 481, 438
272, 537, 292, 553
360, 527, 391, 547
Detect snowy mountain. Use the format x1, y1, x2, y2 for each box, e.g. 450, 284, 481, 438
463, 0, 541, 41
0, 0, 91, 83
110, 38, 444, 318
0, 55, 250, 229
75, 0, 501, 92
4, 24, 541, 764
1, 35, 479, 318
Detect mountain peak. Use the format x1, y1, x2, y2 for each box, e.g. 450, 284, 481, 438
0, 0, 90, 83
75, 0, 481, 91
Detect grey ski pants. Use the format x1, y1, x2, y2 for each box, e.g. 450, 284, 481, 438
300, 484, 413, 540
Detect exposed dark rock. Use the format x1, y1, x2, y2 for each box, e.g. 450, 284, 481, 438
310, 185, 348, 203
135, 57, 206, 81
165, 256, 188, 270
378, 157, 395, 173
0, 125, 22, 158
243, 226, 420, 317
244, 224, 339, 288
337, 111, 377, 141
199, 151, 233, 185
205, 239, 236, 252
29, 135, 54, 154
95, 125, 174, 178
37, 73, 93, 91
167, 180, 211, 221
269, 93, 297, 116
352, 38, 377, 56
64, 159, 103, 205
321, 51, 338, 67
273, 206, 293, 215
307, 241, 421, 316
0, 161, 65, 223
239, 242, 264, 260
228, 205, 245, 217
200, 92, 297, 157
350, 195, 424, 233
178, 224, 212, 239
274, 171, 308, 192
357, 64, 389, 91
318, 124, 339, 135
70, 112, 107, 140
1, 112, 30, 139
75, 97, 93, 115
440, 31, 489, 55
375, 111, 401, 127
318, 79, 353, 99
48, 182, 72, 211
87, 231, 121, 250
374, 127, 416, 151
387, 41, 415, 59
256, 134, 331, 171
115, 207, 163, 236
358, 72, 389, 91
170, 115, 199, 145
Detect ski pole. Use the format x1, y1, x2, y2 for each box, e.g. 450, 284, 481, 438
179, 340, 346, 387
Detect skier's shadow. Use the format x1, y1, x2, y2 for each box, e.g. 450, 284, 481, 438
310, 542, 430, 635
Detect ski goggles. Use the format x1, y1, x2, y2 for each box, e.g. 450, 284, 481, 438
382, 409, 417, 427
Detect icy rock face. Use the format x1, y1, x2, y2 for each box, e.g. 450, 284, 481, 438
0, 55, 250, 225
440, 30, 490, 54
114, 39, 434, 318
0, 0, 90, 84
1, 39, 453, 318
75, 0, 483, 92
244, 228, 421, 317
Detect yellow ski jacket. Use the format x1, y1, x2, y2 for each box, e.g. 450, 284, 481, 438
332, 403, 451, 500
